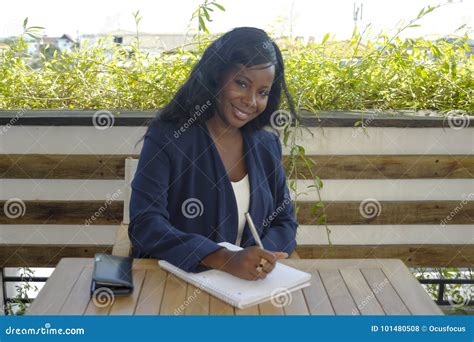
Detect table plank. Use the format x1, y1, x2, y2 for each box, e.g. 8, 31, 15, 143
281, 259, 392, 269
283, 289, 310, 315
85, 286, 114, 316
160, 273, 188, 315
27, 258, 442, 316
378, 259, 443, 315
109, 269, 146, 315
0, 268, 4, 315
0, 269, 4, 315
59, 266, 94, 315
302, 271, 335, 315
209, 296, 235, 315
340, 268, 385, 315
135, 259, 161, 269
258, 300, 285, 315
235, 304, 260, 315
184, 284, 210, 315
319, 269, 358, 315
135, 269, 167, 315
361, 268, 410, 315
28, 258, 90, 315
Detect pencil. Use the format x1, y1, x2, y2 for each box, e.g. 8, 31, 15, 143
244, 212, 264, 248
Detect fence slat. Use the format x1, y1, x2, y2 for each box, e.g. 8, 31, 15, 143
2, 154, 473, 179
297, 244, 474, 267
1, 200, 472, 225
0, 246, 112, 267
284, 155, 474, 179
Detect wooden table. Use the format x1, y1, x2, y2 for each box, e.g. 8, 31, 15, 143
27, 258, 443, 315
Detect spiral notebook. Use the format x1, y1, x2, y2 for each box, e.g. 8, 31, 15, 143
158, 242, 312, 309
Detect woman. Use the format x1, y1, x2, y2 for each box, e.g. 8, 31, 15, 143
129, 27, 298, 281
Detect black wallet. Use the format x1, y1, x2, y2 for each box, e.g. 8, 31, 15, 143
91, 253, 134, 296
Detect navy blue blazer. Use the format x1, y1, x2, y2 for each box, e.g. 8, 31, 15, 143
129, 119, 298, 273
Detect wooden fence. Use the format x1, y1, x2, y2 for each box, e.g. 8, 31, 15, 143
0, 110, 472, 267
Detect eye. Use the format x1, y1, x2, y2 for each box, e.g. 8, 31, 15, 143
235, 80, 247, 88
260, 90, 270, 97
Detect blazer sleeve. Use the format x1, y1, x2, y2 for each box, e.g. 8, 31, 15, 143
129, 128, 222, 273
261, 134, 298, 254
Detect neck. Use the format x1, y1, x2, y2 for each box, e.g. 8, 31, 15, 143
206, 115, 240, 140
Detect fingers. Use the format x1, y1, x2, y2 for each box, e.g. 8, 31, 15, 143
237, 247, 289, 280
250, 267, 267, 280
257, 248, 277, 265
273, 252, 289, 259
262, 260, 275, 273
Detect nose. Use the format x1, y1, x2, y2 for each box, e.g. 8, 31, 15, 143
241, 92, 257, 112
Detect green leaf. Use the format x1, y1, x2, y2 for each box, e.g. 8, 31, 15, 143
417, 8, 425, 18
198, 16, 208, 33
315, 214, 326, 225
431, 45, 441, 58
321, 33, 330, 44
211, 2, 225, 11
203, 8, 211, 21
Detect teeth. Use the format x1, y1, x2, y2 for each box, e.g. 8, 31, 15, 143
233, 106, 249, 120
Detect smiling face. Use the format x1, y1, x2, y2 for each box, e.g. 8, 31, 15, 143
214, 63, 276, 129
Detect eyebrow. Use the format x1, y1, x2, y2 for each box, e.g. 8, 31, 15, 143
239, 75, 253, 84
237, 74, 271, 89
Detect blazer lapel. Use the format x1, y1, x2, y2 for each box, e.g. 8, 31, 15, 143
240, 127, 265, 248
199, 122, 265, 247
199, 121, 238, 244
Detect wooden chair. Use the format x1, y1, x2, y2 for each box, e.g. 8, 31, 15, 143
111, 157, 300, 259
111, 157, 137, 257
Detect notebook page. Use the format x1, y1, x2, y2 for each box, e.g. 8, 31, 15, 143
158, 242, 312, 308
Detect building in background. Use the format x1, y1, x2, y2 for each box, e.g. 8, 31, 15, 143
78, 30, 190, 56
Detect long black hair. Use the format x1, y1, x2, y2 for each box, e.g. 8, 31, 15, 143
143, 27, 297, 139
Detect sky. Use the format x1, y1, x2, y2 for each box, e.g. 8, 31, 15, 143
0, 0, 473, 41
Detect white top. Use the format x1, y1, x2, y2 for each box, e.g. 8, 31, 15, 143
230, 174, 250, 246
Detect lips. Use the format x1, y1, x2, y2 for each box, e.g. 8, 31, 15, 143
232, 105, 252, 121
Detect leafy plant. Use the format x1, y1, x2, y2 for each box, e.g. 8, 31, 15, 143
5, 267, 38, 315
1, 2, 472, 311
415, 267, 473, 314
0, 5, 471, 112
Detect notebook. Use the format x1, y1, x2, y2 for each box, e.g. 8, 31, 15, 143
158, 242, 312, 309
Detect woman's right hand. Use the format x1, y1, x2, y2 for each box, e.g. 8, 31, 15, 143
201, 246, 288, 280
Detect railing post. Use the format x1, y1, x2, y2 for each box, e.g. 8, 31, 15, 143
437, 283, 445, 306
0, 267, 5, 315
